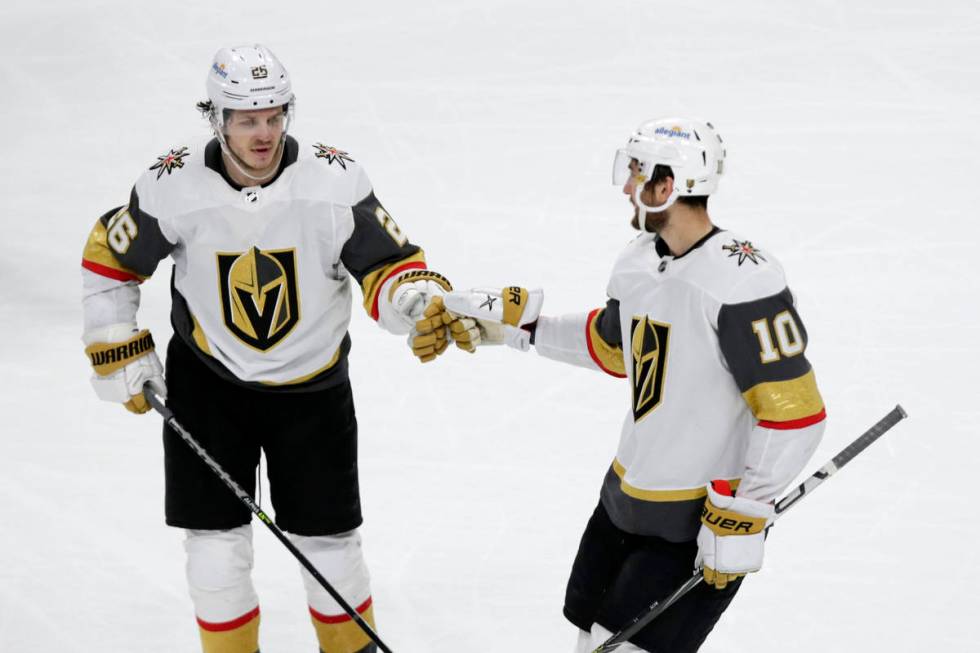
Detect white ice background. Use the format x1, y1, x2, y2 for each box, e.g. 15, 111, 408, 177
1, 1, 978, 651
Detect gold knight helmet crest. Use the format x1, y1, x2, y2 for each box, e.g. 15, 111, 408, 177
218, 246, 300, 351
630, 316, 671, 422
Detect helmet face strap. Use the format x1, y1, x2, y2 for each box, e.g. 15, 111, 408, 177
632, 175, 679, 233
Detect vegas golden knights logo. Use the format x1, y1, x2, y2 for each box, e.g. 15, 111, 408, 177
630, 316, 670, 422
217, 247, 300, 351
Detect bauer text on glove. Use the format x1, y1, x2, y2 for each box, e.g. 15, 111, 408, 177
695, 480, 774, 590
443, 286, 543, 352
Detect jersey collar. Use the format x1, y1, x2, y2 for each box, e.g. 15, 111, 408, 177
654, 225, 722, 259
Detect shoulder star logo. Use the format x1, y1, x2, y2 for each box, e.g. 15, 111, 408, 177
149, 147, 189, 180
313, 143, 355, 170
722, 239, 766, 266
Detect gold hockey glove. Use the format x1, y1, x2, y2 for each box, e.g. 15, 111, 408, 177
412, 296, 481, 361
84, 324, 166, 414
411, 296, 451, 362
695, 480, 774, 589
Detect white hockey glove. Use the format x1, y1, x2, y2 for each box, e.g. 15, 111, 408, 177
84, 323, 166, 414
443, 286, 543, 352
385, 271, 453, 329
381, 270, 478, 362
695, 480, 774, 589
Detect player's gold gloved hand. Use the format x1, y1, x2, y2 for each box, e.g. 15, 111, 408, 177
411, 296, 451, 362
84, 323, 167, 414
695, 480, 774, 589
411, 296, 481, 362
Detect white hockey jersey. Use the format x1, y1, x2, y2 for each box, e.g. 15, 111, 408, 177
533, 228, 825, 541
81, 136, 427, 389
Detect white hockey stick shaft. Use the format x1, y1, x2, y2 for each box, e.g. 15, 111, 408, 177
593, 404, 908, 653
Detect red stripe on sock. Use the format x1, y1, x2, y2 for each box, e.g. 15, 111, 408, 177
309, 597, 373, 624
197, 606, 260, 632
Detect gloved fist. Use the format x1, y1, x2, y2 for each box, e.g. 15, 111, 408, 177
382, 270, 478, 362
695, 480, 774, 589
84, 323, 167, 414
410, 296, 482, 362
387, 271, 454, 331
443, 286, 543, 352
409, 297, 451, 362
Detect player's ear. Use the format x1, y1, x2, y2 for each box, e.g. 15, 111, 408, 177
657, 175, 674, 202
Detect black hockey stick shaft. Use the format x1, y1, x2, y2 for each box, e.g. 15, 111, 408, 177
144, 388, 394, 653
592, 404, 908, 653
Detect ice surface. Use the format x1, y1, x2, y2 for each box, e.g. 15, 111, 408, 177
1, 1, 978, 651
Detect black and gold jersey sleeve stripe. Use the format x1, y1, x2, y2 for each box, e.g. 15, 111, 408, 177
81, 206, 146, 282
340, 191, 425, 319
83, 191, 174, 281
718, 287, 825, 423
586, 299, 626, 378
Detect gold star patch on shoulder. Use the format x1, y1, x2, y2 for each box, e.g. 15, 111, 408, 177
722, 239, 766, 266
313, 143, 354, 169
149, 147, 189, 180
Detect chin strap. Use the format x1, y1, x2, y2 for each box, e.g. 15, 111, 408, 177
208, 110, 287, 184
633, 184, 678, 233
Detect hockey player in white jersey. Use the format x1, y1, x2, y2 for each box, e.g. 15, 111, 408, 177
80, 44, 469, 653
445, 118, 826, 652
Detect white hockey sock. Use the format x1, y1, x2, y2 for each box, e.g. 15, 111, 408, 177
184, 526, 260, 653
573, 628, 591, 653
290, 529, 374, 653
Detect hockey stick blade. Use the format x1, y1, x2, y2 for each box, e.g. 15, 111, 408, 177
143, 386, 396, 653
591, 405, 908, 653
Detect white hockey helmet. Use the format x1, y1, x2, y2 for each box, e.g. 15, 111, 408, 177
205, 44, 295, 132
612, 118, 726, 219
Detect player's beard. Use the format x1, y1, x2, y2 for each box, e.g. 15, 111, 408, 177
631, 208, 669, 233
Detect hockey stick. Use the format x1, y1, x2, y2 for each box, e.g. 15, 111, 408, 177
144, 387, 395, 653
591, 404, 908, 653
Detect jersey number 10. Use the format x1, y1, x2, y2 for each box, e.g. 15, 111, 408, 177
751, 311, 803, 364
